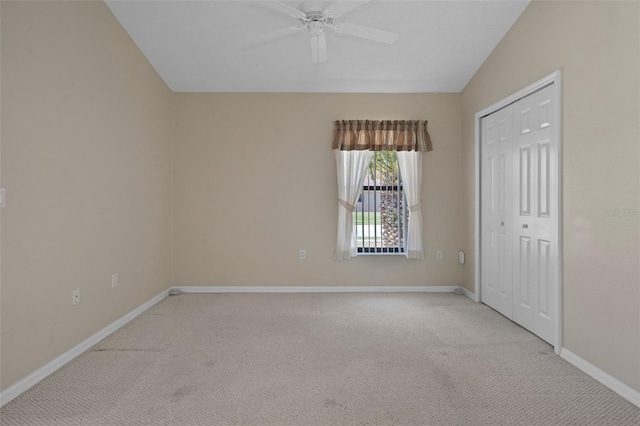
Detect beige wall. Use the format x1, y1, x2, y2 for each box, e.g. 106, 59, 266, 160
461, 0, 640, 390
0, 1, 173, 390
173, 93, 461, 287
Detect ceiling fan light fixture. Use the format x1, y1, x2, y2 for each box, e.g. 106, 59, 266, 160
308, 20, 325, 36
244, 0, 399, 64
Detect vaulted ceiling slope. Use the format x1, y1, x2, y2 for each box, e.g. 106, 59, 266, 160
105, 0, 530, 93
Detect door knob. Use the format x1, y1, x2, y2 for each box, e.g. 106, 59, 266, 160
522, 224, 528, 229
500, 221, 504, 226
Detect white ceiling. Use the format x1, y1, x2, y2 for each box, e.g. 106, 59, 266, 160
105, 0, 530, 93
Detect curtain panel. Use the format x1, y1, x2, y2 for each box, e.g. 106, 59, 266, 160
396, 151, 424, 259
332, 120, 433, 152
334, 150, 374, 260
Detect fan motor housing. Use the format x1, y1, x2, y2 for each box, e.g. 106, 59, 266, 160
298, 1, 326, 15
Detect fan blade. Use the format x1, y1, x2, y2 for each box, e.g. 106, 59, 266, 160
263, 1, 307, 19
324, 1, 370, 19
310, 33, 327, 64
332, 23, 398, 44
242, 26, 306, 47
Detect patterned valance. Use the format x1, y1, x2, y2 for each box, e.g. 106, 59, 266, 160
332, 120, 433, 152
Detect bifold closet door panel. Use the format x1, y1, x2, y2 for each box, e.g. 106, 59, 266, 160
512, 84, 557, 345
481, 105, 514, 320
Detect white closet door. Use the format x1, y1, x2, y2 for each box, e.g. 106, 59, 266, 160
512, 85, 557, 344
481, 106, 513, 319
481, 84, 558, 346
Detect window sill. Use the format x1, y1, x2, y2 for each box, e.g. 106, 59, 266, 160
357, 252, 406, 256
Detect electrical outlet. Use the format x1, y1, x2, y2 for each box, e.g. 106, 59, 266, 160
112, 273, 118, 288
299, 249, 306, 260
436, 250, 443, 261
72, 288, 80, 305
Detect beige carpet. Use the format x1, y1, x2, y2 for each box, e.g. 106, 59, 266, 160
2, 293, 638, 425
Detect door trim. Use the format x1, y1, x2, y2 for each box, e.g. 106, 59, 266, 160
474, 70, 563, 354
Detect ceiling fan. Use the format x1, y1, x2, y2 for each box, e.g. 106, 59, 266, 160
243, 0, 399, 64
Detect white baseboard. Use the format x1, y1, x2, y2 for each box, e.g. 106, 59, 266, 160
172, 285, 461, 294
460, 286, 478, 302
0, 289, 169, 408
560, 348, 640, 408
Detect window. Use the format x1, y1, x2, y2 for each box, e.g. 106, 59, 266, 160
333, 120, 430, 260
354, 151, 408, 254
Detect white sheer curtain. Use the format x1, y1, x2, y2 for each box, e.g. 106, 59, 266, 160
397, 151, 424, 259
334, 149, 373, 260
